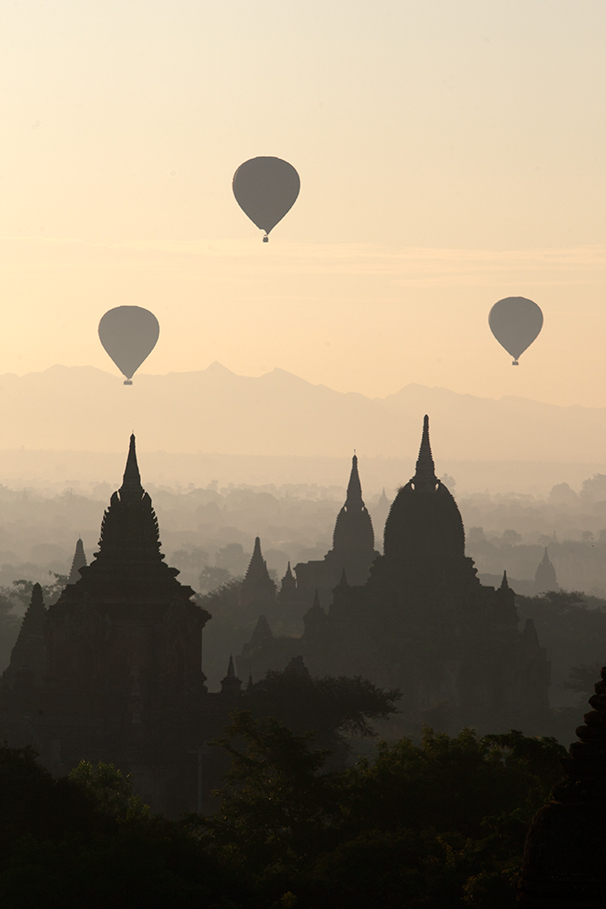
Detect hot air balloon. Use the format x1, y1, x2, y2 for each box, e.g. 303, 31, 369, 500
232, 156, 300, 242
488, 297, 543, 366
98, 306, 159, 385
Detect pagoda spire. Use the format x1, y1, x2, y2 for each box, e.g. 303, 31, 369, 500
500, 570, 509, 589
534, 546, 558, 594
17, 583, 46, 638
244, 537, 271, 584
3, 583, 47, 688
337, 567, 349, 588
345, 454, 363, 506
56, 434, 191, 604
332, 454, 375, 553
240, 537, 276, 610
119, 434, 144, 504
303, 589, 327, 640
412, 415, 437, 490
220, 654, 242, 696
67, 538, 87, 585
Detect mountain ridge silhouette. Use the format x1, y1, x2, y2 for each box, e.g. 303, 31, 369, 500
0, 364, 602, 463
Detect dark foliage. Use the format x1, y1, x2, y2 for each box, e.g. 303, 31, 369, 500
193, 714, 566, 908
0, 745, 249, 909
0, 717, 567, 908
245, 661, 400, 762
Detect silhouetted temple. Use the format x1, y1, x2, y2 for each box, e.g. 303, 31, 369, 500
239, 536, 276, 618
240, 417, 551, 731
518, 666, 606, 906
534, 546, 558, 594
0, 436, 233, 815
66, 537, 87, 585
279, 453, 379, 612
371, 487, 391, 551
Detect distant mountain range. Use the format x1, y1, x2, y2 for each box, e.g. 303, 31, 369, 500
0, 363, 601, 494
0, 363, 602, 466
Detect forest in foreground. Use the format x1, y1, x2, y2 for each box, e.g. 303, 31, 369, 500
0, 705, 568, 908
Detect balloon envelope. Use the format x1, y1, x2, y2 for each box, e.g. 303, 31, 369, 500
98, 306, 159, 382
489, 297, 543, 364
232, 156, 300, 238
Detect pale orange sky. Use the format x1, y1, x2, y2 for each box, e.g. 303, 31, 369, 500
1, 1, 605, 408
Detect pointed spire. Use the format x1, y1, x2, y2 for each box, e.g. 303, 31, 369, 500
303, 591, 327, 639
56, 433, 194, 606
119, 434, 144, 504
500, 570, 509, 589
337, 567, 349, 588
20, 583, 46, 634
333, 454, 375, 552
241, 537, 276, 609
345, 454, 363, 506
3, 583, 47, 688
535, 546, 558, 593
412, 415, 437, 490
249, 614, 274, 646
67, 538, 87, 585
244, 537, 270, 583
220, 654, 242, 696
279, 560, 297, 601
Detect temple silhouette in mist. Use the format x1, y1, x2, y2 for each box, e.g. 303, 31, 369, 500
240, 417, 551, 730
1, 418, 554, 815
0, 436, 238, 815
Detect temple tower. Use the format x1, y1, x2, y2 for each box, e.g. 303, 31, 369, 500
332, 454, 375, 554
279, 561, 297, 606
220, 655, 242, 698
239, 537, 277, 616
67, 538, 87, 585
382, 415, 476, 589
2, 583, 47, 691
534, 548, 558, 594
294, 454, 379, 605
46, 435, 209, 720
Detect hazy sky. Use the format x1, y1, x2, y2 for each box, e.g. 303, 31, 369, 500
1, 1, 604, 407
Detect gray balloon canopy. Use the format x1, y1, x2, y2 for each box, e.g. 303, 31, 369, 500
489, 297, 543, 365
98, 306, 160, 384
232, 156, 300, 240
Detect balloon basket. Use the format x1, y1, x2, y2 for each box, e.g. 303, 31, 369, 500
512, 361, 519, 367
262, 233, 269, 243
124, 379, 133, 385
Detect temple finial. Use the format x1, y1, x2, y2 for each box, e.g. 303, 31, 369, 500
120, 434, 143, 503
346, 453, 363, 505
220, 654, 242, 696
412, 415, 437, 489
67, 538, 87, 585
